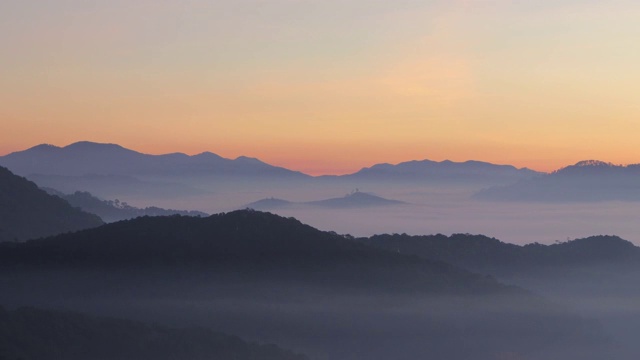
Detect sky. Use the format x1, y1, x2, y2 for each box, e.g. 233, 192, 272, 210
1, 0, 640, 175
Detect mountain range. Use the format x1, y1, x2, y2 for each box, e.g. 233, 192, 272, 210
0, 142, 547, 200
0, 141, 308, 179
329, 159, 541, 185
475, 160, 640, 202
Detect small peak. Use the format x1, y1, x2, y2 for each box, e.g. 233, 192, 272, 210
195, 151, 223, 159
235, 156, 264, 164
573, 160, 615, 167
64, 141, 125, 151
27, 144, 61, 152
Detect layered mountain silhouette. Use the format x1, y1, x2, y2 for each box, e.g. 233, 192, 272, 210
0, 142, 308, 179
246, 191, 406, 210
0, 306, 307, 360
0, 142, 309, 199
475, 160, 640, 201
362, 233, 640, 277
0, 166, 103, 242
327, 159, 540, 185
0, 210, 610, 360
47, 190, 208, 222
0, 210, 502, 294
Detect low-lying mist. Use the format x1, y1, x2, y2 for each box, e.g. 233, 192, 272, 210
129, 182, 640, 245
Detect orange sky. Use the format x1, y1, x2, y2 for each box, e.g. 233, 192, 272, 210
2, 1, 640, 175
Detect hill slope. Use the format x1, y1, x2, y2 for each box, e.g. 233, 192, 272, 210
0, 166, 103, 242
56, 190, 208, 222
0, 210, 502, 294
362, 233, 640, 276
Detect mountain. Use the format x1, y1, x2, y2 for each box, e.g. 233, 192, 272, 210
0, 210, 504, 294
0, 166, 103, 242
51, 190, 208, 222
306, 190, 406, 208
0, 211, 611, 360
329, 159, 540, 185
0, 141, 310, 200
0, 141, 309, 179
245, 191, 406, 210
475, 160, 640, 201
361, 233, 640, 278
0, 306, 307, 360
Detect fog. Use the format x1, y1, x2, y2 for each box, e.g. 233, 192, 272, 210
0, 270, 611, 360
126, 181, 640, 245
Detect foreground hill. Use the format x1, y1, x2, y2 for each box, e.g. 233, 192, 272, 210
0, 211, 610, 360
475, 160, 640, 201
0, 306, 306, 360
0, 166, 103, 242
362, 233, 640, 277
0, 210, 502, 294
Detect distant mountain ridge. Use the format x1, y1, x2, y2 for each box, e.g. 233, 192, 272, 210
0, 141, 309, 179
328, 158, 541, 185
475, 159, 640, 202
246, 191, 406, 210
0, 166, 103, 242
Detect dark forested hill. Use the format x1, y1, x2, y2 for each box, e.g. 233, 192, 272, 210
0, 210, 503, 294
0, 305, 306, 360
0, 211, 612, 360
0, 167, 103, 242
362, 233, 640, 276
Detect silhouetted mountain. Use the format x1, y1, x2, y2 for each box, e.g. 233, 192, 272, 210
50, 190, 208, 222
0, 166, 103, 242
306, 191, 406, 208
362, 233, 640, 277
0, 305, 307, 360
0, 210, 504, 294
329, 159, 540, 185
0, 142, 309, 179
245, 191, 406, 210
475, 160, 640, 201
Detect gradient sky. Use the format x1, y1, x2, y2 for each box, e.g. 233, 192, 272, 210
2, 0, 640, 175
